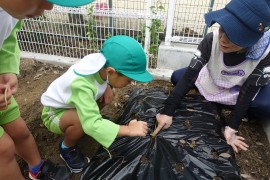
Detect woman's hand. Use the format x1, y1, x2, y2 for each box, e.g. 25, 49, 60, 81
224, 126, 249, 153
152, 113, 173, 137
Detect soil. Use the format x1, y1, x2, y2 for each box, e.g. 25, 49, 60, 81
16, 59, 270, 180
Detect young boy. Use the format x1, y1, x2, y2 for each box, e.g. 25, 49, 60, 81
41, 35, 153, 172
0, 0, 95, 179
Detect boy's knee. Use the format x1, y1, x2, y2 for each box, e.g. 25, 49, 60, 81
17, 128, 31, 140
8, 120, 31, 141
0, 133, 16, 162
14, 128, 31, 143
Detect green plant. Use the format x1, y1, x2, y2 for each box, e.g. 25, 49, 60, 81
105, 32, 112, 39
149, 4, 164, 55
138, 3, 164, 67
87, 5, 99, 51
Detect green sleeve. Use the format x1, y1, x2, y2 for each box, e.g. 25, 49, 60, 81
0, 20, 22, 74
68, 77, 120, 148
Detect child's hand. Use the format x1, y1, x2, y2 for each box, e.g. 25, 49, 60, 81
118, 120, 148, 137
152, 113, 173, 137
0, 74, 18, 94
0, 85, 12, 110
103, 85, 115, 105
224, 126, 249, 153
98, 85, 115, 109
128, 120, 148, 136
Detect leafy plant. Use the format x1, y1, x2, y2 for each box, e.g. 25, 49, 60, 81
138, 2, 164, 67
87, 5, 99, 51
149, 4, 164, 55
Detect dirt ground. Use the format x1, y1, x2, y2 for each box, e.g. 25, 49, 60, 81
16, 59, 270, 180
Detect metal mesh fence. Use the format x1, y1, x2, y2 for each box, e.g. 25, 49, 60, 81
170, 0, 229, 44
18, 9, 91, 59
17, 0, 228, 68
18, 1, 166, 69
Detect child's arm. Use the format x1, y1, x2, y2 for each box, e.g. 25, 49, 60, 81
0, 20, 22, 108
0, 21, 22, 76
68, 78, 120, 148
118, 119, 148, 137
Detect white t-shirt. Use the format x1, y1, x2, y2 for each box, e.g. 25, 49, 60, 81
0, 8, 18, 48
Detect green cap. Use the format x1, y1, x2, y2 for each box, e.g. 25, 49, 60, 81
100, 36, 153, 83
47, 0, 94, 7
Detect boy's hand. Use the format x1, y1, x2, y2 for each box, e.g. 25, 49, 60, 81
118, 120, 148, 137
103, 85, 115, 105
152, 113, 173, 137
224, 126, 249, 153
0, 74, 18, 94
0, 85, 12, 110
98, 85, 115, 109
102, 85, 115, 105
127, 120, 148, 136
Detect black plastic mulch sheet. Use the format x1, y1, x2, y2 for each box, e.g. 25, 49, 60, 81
81, 89, 240, 180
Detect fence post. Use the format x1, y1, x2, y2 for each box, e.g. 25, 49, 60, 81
165, 0, 176, 46
144, 0, 153, 69
108, 0, 114, 35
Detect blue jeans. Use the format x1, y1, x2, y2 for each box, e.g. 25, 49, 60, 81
171, 68, 270, 120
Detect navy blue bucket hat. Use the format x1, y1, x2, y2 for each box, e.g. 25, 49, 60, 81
205, 0, 270, 48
